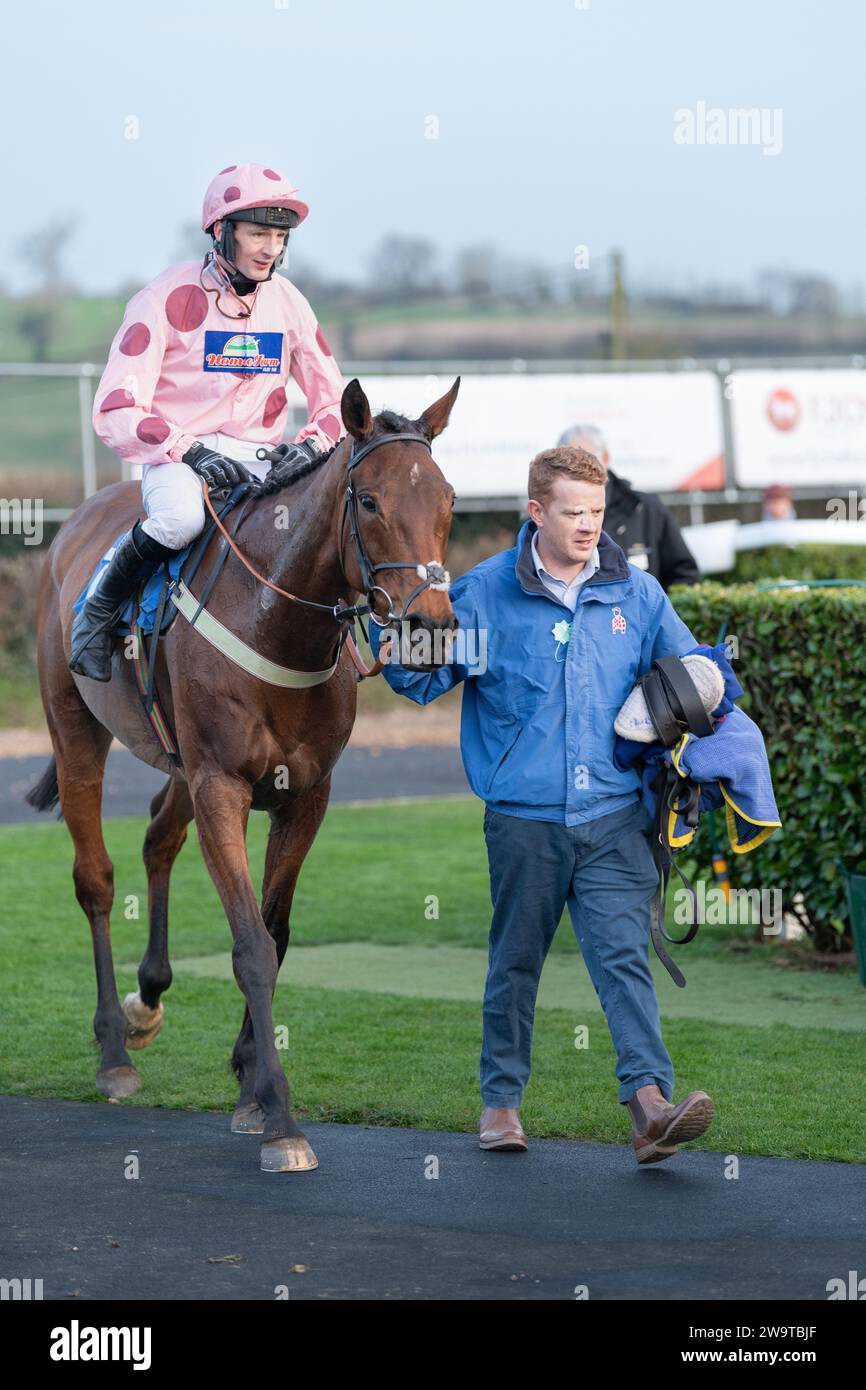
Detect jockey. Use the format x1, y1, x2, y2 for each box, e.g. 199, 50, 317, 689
70, 161, 345, 681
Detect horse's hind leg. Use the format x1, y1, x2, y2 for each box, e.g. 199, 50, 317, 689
46, 694, 141, 1100
230, 782, 331, 1136
123, 775, 194, 1050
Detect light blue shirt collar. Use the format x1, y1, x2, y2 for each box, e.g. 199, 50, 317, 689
531, 530, 599, 612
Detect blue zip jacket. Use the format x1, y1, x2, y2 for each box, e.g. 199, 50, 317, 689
367, 518, 698, 826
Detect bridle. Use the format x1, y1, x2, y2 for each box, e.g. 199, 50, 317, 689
198, 428, 452, 673
341, 430, 451, 627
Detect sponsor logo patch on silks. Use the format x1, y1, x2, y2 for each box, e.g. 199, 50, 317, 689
611, 606, 627, 635
203, 331, 283, 373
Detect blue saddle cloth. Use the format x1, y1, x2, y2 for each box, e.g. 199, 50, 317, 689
71, 483, 259, 639
72, 530, 190, 637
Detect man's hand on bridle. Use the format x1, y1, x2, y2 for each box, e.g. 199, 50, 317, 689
183, 442, 262, 491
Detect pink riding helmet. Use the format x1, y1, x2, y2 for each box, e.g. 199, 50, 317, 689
201, 162, 310, 232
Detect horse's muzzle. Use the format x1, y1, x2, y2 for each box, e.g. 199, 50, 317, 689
384, 614, 459, 671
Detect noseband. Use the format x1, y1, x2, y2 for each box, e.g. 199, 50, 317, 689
340, 431, 451, 626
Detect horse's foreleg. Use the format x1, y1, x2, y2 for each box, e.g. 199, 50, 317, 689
124, 775, 195, 1050
49, 702, 140, 1099
192, 772, 317, 1172
231, 780, 332, 1135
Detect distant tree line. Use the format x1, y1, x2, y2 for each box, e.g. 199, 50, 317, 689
6, 219, 861, 363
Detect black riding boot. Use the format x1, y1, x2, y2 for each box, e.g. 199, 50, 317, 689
69, 521, 176, 681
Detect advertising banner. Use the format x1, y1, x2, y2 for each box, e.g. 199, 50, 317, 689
730, 369, 866, 488
286, 371, 726, 498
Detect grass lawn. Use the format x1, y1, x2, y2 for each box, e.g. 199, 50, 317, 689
1, 799, 864, 1161
0, 671, 44, 727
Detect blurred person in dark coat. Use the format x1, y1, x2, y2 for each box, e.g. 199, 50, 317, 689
558, 424, 700, 591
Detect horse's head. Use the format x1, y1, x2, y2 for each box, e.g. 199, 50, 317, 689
339, 376, 460, 672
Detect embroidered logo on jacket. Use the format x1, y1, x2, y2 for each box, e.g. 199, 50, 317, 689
203, 331, 283, 374
611, 606, 627, 635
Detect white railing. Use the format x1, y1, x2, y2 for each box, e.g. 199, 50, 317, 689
2, 355, 866, 522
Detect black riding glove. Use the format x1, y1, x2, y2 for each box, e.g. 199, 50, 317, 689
183, 442, 260, 491
263, 438, 322, 485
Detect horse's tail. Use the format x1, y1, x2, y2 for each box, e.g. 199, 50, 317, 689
25, 756, 62, 817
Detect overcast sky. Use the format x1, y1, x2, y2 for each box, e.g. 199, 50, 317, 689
5, 0, 864, 297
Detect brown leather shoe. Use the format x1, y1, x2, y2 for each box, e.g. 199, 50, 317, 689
479, 1106, 528, 1151
627, 1084, 715, 1164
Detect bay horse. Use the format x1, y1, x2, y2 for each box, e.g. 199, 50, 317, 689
26, 376, 460, 1173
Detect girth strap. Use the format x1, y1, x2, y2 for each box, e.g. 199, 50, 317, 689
130, 578, 182, 770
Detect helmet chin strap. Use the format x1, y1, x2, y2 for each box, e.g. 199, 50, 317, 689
214, 247, 259, 297
213, 216, 287, 293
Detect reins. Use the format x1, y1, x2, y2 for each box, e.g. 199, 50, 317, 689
196, 429, 451, 681
199, 480, 382, 680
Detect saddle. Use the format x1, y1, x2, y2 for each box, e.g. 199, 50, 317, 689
74, 482, 261, 770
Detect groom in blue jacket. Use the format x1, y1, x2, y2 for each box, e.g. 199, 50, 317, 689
368, 444, 715, 1164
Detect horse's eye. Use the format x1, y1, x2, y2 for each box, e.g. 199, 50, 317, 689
451, 494, 457, 509
359, 495, 378, 513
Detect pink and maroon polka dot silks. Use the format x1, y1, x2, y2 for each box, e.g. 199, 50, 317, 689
101, 388, 136, 412
119, 322, 151, 356
136, 416, 171, 445
92, 229, 344, 464
315, 324, 333, 357
263, 169, 282, 181
318, 413, 341, 441
165, 285, 208, 332
263, 387, 288, 429
219, 165, 237, 174
223, 186, 241, 202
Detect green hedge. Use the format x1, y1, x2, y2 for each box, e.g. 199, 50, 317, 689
669, 581, 866, 953
721, 544, 866, 585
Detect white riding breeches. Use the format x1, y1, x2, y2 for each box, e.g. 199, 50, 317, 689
139, 433, 272, 550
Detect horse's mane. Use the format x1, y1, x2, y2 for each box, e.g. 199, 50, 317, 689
257, 409, 425, 496
257, 440, 341, 496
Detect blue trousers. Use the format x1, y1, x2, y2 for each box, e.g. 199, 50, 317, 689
480, 799, 675, 1108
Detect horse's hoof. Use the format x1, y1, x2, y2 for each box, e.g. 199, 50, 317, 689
260, 1136, 318, 1172
122, 992, 164, 1050
96, 1065, 141, 1100
231, 1103, 265, 1134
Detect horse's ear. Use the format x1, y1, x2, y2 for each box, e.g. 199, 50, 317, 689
416, 376, 460, 442
342, 379, 374, 442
